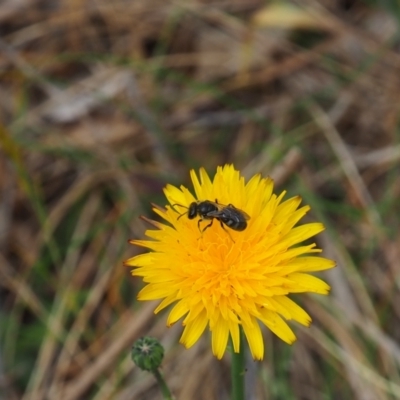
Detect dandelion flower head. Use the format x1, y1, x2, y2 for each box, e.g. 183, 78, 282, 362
125, 165, 335, 360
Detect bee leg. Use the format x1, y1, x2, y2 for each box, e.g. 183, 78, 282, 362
219, 221, 235, 243
199, 218, 213, 233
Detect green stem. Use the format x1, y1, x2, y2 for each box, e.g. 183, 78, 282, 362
153, 368, 174, 400
230, 330, 246, 400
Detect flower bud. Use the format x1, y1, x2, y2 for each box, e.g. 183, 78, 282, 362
131, 336, 164, 372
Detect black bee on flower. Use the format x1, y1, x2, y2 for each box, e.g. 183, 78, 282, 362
173, 199, 250, 239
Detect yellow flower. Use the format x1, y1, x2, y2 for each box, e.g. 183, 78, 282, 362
125, 165, 335, 360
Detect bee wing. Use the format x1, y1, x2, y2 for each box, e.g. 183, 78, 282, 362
205, 210, 223, 217
225, 204, 251, 220
207, 200, 228, 211
207, 204, 251, 220
240, 210, 251, 220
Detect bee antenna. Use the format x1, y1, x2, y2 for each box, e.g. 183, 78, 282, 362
171, 203, 186, 209
170, 203, 188, 220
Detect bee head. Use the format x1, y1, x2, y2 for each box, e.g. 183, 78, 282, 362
187, 202, 198, 219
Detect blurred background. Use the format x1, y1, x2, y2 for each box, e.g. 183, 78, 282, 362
1, 0, 400, 399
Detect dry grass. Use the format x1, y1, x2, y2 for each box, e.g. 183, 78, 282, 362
1, 0, 400, 399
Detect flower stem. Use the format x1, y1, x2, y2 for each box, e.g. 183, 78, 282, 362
153, 368, 174, 400
230, 330, 245, 400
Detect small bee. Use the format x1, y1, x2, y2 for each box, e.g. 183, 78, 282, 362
172, 200, 250, 240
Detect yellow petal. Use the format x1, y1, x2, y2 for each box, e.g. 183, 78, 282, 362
198, 167, 213, 198
287, 273, 331, 294
284, 223, 325, 244
271, 296, 312, 326
180, 310, 208, 348
163, 184, 186, 206
137, 283, 175, 300
229, 319, 240, 353
190, 169, 204, 200
167, 300, 189, 326
285, 256, 336, 272
259, 309, 296, 344
124, 253, 154, 267
242, 317, 264, 360
212, 317, 230, 359
154, 294, 178, 313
